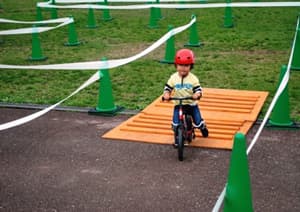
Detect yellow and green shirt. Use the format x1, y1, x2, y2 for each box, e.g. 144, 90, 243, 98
164, 72, 202, 105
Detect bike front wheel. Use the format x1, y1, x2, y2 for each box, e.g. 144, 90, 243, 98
177, 127, 184, 161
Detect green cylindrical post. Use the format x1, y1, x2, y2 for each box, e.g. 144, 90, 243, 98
268, 65, 294, 127
36, 6, 43, 22
291, 28, 300, 70
223, 133, 253, 212
160, 25, 175, 64
102, 0, 112, 21
50, 0, 58, 19
29, 25, 47, 61
224, 0, 233, 28
87, 7, 98, 28
148, 7, 158, 28
155, 0, 163, 20
185, 15, 202, 47
64, 17, 81, 46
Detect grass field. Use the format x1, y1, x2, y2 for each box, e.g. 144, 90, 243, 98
0, 0, 299, 121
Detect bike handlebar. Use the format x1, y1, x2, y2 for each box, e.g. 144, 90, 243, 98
162, 96, 194, 101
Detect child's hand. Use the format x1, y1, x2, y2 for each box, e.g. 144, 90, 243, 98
163, 92, 171, 101
192, 92, 202, 100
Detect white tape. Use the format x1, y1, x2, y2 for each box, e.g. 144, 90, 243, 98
37, 2, 300, 10
0, 17, 195, 130
0, 17, 74, 35
0, 17, 195, 70
212, 16, 299, 212
55, 0, 207, 3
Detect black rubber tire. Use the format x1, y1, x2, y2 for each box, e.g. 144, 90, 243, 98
177, 127, 184, 161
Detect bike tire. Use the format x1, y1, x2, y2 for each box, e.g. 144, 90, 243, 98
177, 127, 184, 161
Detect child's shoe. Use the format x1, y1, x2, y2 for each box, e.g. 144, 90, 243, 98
199, 121, 209, 138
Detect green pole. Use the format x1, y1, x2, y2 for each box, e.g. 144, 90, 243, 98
160, 25, 175, 64
224, 133, 253, 212
224, 0, 234, 28
64, 17, 81, 46
29, 25, 47, 61
36, 6, 43, 22
89, 57, 122, 115
185, 14, 202, 47
50, 0, 58, 19
155, 0, 163, 20
291, 28, 300, 70
148, 7, 158, 28
102, 0, 112, 21
268, 65, 294, 127
87, 7, 98, 28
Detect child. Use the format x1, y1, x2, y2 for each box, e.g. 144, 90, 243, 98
163, 49, 209, 141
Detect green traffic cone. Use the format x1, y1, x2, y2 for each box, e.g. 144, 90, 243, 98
64, 17, 81, 46
50, 0, 58, 19
268, 65, 294, 127
224, 0, 234, 28
29, 25, 47, 61
89, 58, 122, 116
87, 7, 98, 28
185, 14, 202, 47
291, 28, 300, 70
102, 0, 112, 21
148, 7, 158, 28
160, 25, 175, 64
155, 0, 163, 20
36, 6, 43, 22
223, 133, 253, 212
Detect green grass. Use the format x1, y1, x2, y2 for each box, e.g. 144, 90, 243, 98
0, 0, 299, 121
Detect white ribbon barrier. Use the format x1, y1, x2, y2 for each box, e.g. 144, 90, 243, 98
212, 16, 299, 212
38, 2, 300, 9
0, 17, 195, 130
55, 0, 206, 3
0, 17, 74, 35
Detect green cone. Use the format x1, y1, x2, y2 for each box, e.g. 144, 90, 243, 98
89, 58, 122, 115
64, 17, 81, 46
87, 7, 98, 28
224, 133, 253, 212
29, 25, 47, 61
224, 0, 233, 28
268, 65, 294, 127
160, 25, 175, 64
102, 0, 112, 21
291, 28, 300, 70
50, 0, 58, 19
148, 7, 158, 28
185, 14, 202, 47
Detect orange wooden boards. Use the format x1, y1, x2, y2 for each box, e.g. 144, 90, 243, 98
102, 88, 268, 150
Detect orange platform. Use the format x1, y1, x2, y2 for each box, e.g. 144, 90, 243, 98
102, 88, 268, 150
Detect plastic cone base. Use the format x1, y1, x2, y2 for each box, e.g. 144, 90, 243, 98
88, 106, 124, 116
184, 42, 203, 47
291, 66, 300, 71
159, 59, 174, 64
64, 41, 81, 46
28, 56, 48, 61
267, 119, 298, 128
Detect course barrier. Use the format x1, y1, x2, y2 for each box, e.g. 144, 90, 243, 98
212, 15, 299, 212
0, 17, 73, 35
0, 16, 195, 130
37, 2, 300, 10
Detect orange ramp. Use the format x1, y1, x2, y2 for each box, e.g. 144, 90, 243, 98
102, 88, 268, 150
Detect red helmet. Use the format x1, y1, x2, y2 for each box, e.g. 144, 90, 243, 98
174, 49, 195, 65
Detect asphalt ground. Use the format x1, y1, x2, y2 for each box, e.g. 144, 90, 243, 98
0, 108, 299, 212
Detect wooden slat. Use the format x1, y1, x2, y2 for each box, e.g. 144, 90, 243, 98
102, 88, 268, 150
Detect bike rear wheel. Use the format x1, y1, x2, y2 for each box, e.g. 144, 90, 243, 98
177, 127, 184, 161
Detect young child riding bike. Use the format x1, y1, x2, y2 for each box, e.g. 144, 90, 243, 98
163, 48, 209, 139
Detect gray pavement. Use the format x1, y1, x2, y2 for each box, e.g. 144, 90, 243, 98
0, 108, 299, 212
